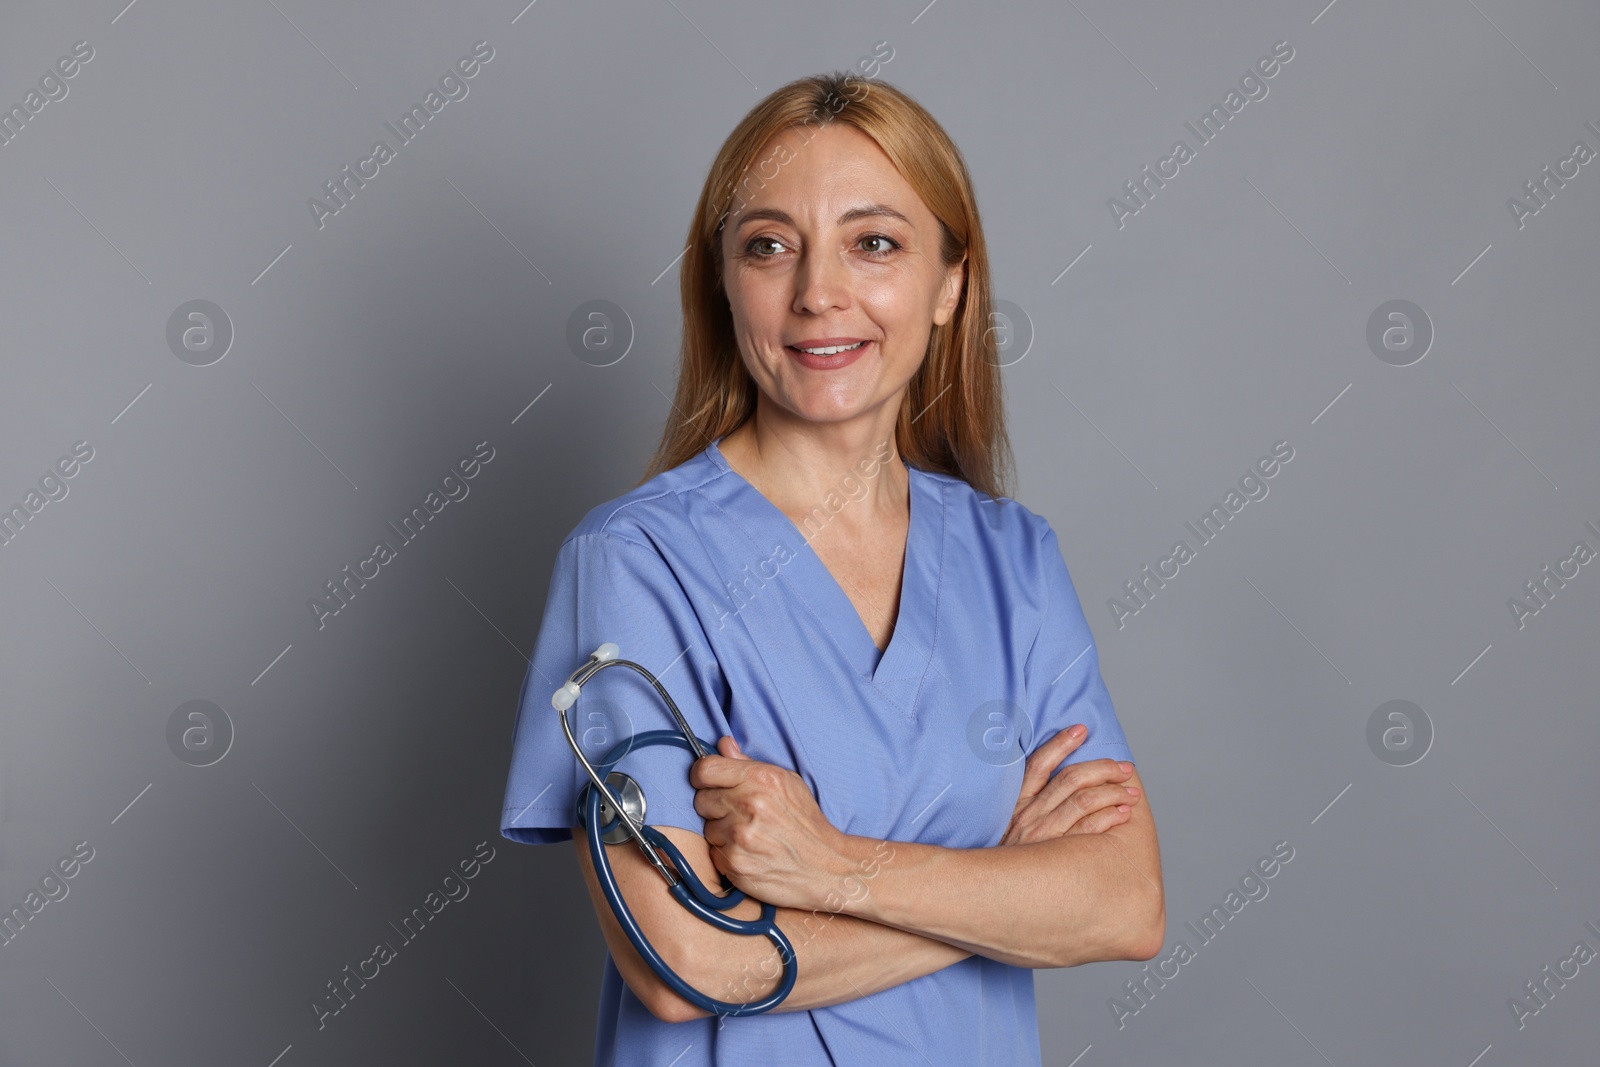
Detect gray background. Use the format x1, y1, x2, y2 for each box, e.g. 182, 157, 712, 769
1, 0, 1596, 1064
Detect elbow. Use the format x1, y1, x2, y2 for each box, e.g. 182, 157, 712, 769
644, 985, 708, 1024
1126, 904, 1166, 961
1122, 890, 1167, 962
643, 991, 700, 1023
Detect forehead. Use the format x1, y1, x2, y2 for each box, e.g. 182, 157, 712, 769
725, 123, 927, 229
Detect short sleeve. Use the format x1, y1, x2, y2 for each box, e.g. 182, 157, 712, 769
1022, 522, 1135, 771
499, 531, 731, 846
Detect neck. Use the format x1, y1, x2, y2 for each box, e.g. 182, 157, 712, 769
718, 398, 907, 522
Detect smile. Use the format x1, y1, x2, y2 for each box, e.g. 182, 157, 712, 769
786, 339, 873, 370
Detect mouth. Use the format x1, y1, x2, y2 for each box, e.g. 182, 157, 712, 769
786, 338, 873, 369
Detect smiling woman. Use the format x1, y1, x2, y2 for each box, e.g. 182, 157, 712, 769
500, 71, 1163, 1067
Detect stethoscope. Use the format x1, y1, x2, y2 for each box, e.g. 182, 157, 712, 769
552, 642, 797, 1016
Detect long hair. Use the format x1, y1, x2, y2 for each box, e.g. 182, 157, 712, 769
639, 71, 1013, 500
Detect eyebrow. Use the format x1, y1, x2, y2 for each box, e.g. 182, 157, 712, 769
733, 203, 912, 230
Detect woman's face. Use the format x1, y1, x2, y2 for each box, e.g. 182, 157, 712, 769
719, 122, 965, 431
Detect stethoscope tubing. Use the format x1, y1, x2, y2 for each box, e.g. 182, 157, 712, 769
558, 650, 798, 1016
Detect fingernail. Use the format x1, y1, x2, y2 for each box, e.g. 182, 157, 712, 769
1118, 762, 1132, 773
1117, 804, 1131, 812
1070, 724, 1086, 738
1125, 787, 1140, 796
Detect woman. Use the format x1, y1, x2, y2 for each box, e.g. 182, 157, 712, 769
500, 71, 1164, 1065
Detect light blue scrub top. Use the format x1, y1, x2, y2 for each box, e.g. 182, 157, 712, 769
500, 436, 1135, 1066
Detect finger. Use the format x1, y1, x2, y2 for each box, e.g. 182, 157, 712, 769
1012, 756, 1127, 825
1028, 779, 1140, 837
1066, 805, 1133, 835
689, 754, 745, 789
1017, 726, 1085, 798
1035, 758, 1132, 812
719, 735, 751, 760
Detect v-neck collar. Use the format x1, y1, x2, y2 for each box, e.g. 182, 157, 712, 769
704, 435, 943, 688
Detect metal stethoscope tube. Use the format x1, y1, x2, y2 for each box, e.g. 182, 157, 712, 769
553, 643, 797, 1016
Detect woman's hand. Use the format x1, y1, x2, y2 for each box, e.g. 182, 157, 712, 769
1001, 725, 1142, 846
689, 736, 848, 912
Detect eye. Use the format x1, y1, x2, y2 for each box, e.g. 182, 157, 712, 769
745, 236, 790, 257
858, 233, 901, 256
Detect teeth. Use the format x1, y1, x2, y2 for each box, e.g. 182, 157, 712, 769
797, 341, 866, 355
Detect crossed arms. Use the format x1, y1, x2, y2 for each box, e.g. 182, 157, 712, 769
570, 726, 1164, 1023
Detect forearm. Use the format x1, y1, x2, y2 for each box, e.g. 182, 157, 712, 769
675, 840, 970, 1017
685, 903, 972, 1016
831, 831, 1162, 968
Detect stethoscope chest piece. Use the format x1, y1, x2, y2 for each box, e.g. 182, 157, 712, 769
553, 642, 798, 1016
577, 771, 646, 845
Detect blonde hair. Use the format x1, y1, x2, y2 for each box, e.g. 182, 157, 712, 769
639, 71, 1013, 499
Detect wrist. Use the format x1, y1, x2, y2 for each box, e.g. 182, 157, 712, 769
815, 832, 895, 920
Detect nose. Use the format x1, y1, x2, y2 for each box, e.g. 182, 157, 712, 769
792, 245, 851, 316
